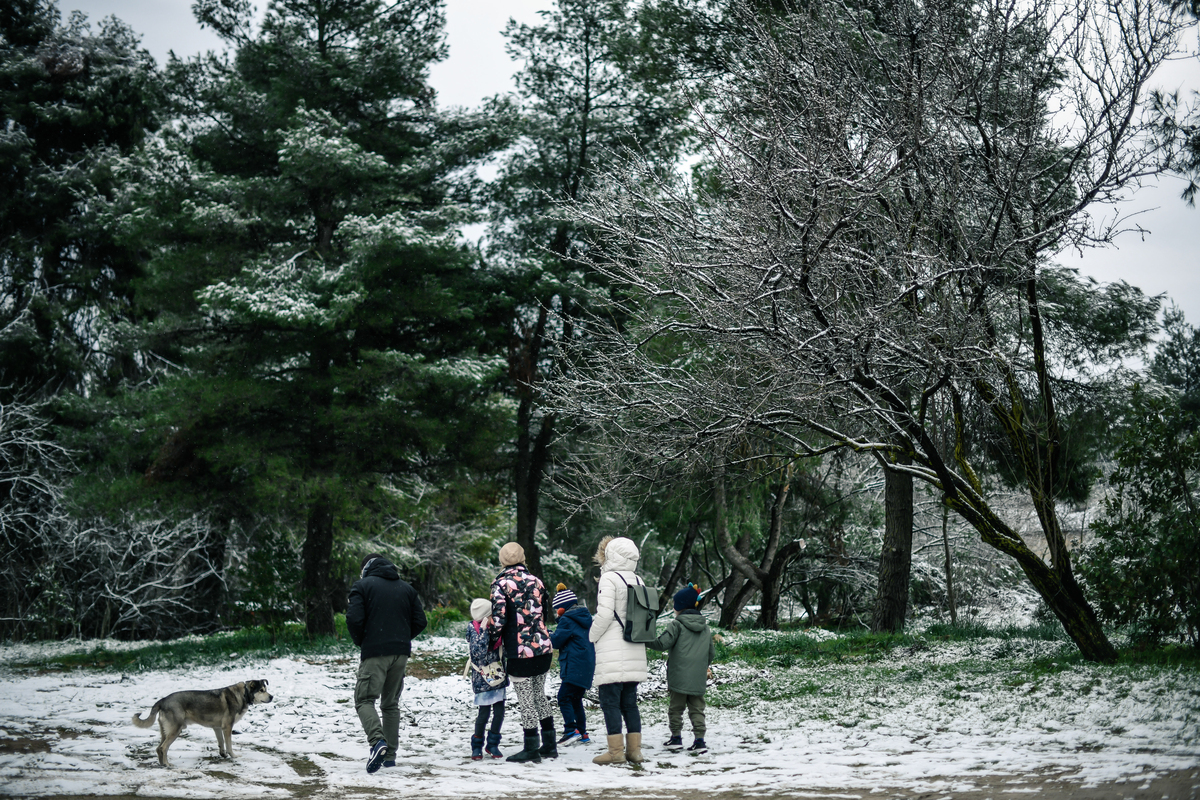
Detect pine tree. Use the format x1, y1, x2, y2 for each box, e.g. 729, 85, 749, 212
98, 0, 511, 635
0, 0, 162, 398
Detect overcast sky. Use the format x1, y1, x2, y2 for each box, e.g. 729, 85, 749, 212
59, 0, 1200, 325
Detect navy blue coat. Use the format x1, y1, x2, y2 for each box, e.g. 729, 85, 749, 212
550, 605, 596, 690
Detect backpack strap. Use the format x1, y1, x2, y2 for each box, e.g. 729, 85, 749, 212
610, 572, 644, 627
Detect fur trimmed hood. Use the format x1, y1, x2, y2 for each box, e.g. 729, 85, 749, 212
594, 536, 639, 574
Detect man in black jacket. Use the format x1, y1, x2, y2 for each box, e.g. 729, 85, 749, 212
346, 553, 427, 774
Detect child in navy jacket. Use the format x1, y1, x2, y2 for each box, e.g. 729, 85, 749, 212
549, 584, 596, 744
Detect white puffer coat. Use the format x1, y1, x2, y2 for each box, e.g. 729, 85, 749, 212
589, 536, 648, 686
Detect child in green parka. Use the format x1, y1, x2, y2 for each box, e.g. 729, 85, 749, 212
647, 583, 715, 752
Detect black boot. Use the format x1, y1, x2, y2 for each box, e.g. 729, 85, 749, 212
506, 730, 542, 763
538, 723, 558, 759
485, 731, 503, 759
470, 733, 484, 760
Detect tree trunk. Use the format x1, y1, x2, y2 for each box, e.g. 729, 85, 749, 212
1022, 550, 1115, 660
302, 495, 335, 637
935, 275, 1117, 662
712, 469, 766, 590
798, 576, 816, 626
945, 493, 1117, 662
759, 539, 804, 630
718, 530, 754, 629
513, 392, 552, 583
658, 519, 701, 613
721, 579, 756, 629
511, 303, 553, 588
714, 468, 792, 629
941, 504, 957, 625
192, 526, 227, 634
872, 459, 913, 633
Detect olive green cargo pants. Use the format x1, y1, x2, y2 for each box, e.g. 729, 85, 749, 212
667, 690, 706, 738
355, 654, 408, 760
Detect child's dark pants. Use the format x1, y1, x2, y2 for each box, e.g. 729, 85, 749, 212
474, 699, 505, 738
557, 681, 587, 734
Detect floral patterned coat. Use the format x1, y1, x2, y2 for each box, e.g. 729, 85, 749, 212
490, 564, 553, 662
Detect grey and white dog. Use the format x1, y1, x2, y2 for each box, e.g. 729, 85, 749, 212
132, 679, 273, 766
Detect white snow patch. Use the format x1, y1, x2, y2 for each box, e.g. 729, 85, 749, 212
0, 634, 1196, 797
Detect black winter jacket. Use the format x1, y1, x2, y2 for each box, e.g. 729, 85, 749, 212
346, 557, 427, 661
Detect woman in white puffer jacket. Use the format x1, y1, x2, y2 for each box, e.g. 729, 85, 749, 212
588, 536, 647, 765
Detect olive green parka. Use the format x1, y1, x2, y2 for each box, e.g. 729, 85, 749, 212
647, 609, 715, 696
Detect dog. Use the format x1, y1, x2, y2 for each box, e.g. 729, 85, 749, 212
132, 679, 273, 766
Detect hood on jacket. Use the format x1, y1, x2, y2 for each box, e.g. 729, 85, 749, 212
361, 557, 399, 581
676, 610, 709, 633
561, 604, 593, 628
595, 536, 639, 573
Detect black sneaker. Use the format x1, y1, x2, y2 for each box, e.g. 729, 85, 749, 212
558, 730, 582, 744
366, 739, 388, 773
687, 738, 707, 753
663, 735, 683, 749
383, 760, 396, 768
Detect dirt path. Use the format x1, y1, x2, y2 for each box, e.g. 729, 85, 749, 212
6, 769, 1199, 800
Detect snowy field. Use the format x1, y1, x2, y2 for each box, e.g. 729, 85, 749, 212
0, 631, 1197, 798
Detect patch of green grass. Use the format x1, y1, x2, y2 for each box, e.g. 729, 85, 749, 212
1116, 642, 1200, 669
11, 618, 356, 671
423, 606, 469, 637
714, 620, 1112, 669
924, 620, 1068, 642
716, 629, 923, 665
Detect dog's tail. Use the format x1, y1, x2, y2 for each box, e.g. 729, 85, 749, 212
131, 701, 161, 728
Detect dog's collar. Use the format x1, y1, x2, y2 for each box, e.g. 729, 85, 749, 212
243, 683, 254, 705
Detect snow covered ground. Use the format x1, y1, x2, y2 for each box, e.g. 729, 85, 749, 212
0, 632, 1197, 798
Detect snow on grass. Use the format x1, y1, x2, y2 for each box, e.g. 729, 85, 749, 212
0, 633, 1196, 798
0, 635, 205, 666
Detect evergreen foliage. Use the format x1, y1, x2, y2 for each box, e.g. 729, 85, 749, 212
0, 0, 162, 397
487, 0, 694, 583
0, 0, 1195, 647
1080, 313, 1200, 647
71, 0, 513, 636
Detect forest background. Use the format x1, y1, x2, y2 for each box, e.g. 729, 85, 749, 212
2, 0, 1199, 662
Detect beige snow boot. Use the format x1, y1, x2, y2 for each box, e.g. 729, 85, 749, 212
592, 734, 626, 765
625, 731, 644, 763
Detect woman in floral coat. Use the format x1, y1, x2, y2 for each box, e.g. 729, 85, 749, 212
490, 541, 556, 763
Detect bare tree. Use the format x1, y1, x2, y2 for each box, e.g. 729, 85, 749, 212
1, 396, 231, 639
553, 0, 1192, 661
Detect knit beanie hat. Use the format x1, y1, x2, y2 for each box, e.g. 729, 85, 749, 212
470, 598, 492, 622
498, 541, 525, 567
673, 583, 701, 611
552, 583, 577, 611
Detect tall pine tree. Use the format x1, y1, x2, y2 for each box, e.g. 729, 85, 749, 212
101, 0, 510, 635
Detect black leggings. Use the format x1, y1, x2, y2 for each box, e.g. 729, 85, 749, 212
474, 700, 505, 738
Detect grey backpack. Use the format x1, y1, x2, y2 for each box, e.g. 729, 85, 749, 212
612, 573, 660, 643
